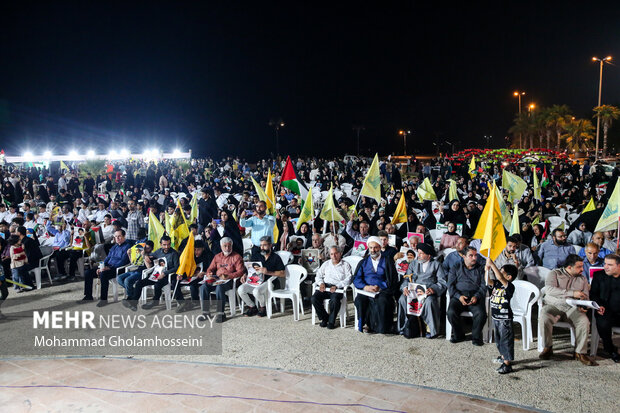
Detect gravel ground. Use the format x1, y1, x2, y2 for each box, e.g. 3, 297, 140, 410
1, 280, 619, 413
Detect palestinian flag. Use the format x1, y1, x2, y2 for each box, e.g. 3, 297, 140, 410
281, 156, 309, 199
541, 167, 549, 188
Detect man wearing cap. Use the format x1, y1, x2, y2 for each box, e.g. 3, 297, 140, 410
397, 242, 446, 338
353, 236, 399, 334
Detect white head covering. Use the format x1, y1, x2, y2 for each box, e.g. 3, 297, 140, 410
367, 236, 381, 247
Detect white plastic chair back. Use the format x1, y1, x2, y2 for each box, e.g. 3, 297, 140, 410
547, 216, 567, 232
523, 266, 550, 290
275, 250, 293, 265
440, 248, 456, 259
511, 280, 540, 316
284, 264, 307, 292
573, 245, 582, 254
242, 238, 253, 253
342, 256, 363, 271
567, 213, 580, 224
429, 229, 443, 242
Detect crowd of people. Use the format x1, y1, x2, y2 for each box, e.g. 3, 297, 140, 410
0, 153, 619, 374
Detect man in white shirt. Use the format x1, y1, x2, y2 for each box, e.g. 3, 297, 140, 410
311, 246, 353, 328
0, 204, 8, 223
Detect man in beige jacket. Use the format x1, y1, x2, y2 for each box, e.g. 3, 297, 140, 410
539, 254, 597, 366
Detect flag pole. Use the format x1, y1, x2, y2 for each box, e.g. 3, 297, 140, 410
171, 276, 180, 304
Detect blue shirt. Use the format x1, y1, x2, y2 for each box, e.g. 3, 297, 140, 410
240, 214, 276, 246
578, 247, 612, 260
538, 240, 575, 269
46, 222, 71, 249
582, 256, 605, 282
104, 240, 133, 269
353, 257, 388, 291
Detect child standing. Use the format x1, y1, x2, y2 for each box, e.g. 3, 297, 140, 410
485, 257, 518, 374
8, 235, 29, 292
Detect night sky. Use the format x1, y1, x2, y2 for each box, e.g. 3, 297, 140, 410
1, 2, 619, 159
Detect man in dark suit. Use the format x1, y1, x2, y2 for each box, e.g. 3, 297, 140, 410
590, 254, 620, 363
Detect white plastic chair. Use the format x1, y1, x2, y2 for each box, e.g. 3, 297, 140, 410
537, 287, 575, 352
275, 250, 293, 265
342, 255, 363, 271
311, 282, 349, 328
440, 248, 456, 259
242, 238, 253, 254
139, 267, 171, 310
573, 245, 582, 255
522, 266, 550, 290
199, 278, 238, 316
267, 264, 307, 320
567, 213, 580, 224
445, 294, 492, 342
547, 216, 568, 232
429, 229, 444, 242
94, 264, 130, 303
31, 252, 54, 289
509, 280, 540, 350
590, 315, 620, 356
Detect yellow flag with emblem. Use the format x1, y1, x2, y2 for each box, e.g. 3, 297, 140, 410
582, 197, 595, 214
265, 169, 276, 215
474, 182, 506, 260
296, 187, 315, 231
448, 179, 458, 201
533, 167, 542, 201
148, 210, 165, 251
416, 177, 437, 201
509, 209, 520, 235
319, 184, 344, 222
169, 199, 190, 250
494, 184, 512, 231
60, 160, 70, 173
176, 233, 196, 277
189, 192, 199, 224
502, 169, 527, 203
595, 177, 620, 232
360, 154, 382, 202
391, 190, 408, 225
468, 157, 476, 179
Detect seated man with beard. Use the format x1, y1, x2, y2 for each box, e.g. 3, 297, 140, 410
353, 236, 399, 334
396, 243, 446, 338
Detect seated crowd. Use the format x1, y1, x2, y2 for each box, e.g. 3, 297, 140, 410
1, 155, 619, 373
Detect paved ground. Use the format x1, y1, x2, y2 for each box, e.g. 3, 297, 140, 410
0, 358, 536, 412
1, 280, 619, 412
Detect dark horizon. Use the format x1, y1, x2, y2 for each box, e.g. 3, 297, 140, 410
1, 2, 620, 160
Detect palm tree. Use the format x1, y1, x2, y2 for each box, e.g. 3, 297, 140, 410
546, 104, 572, 150
508, 112, 534, 149
532, 109, 550, 149
593, 105, 620, 157
562, 118, 595, 152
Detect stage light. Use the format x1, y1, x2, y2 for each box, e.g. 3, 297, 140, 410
24, 151, 33, 161
120, 148, 130, 158
87, 150, 95, 158
69, 150, 78, 159
172, 148, 181, 157
108, 150, 118, 159
43, 150, 52, 158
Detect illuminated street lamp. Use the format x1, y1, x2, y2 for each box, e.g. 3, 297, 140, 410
592, 56, 612, 160
398, 130, 411, 155
528, 103, 535, 114
513, 91, 525, 148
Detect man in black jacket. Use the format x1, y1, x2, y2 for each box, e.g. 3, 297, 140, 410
590, 254, 620, 362
197, 188, 217, 233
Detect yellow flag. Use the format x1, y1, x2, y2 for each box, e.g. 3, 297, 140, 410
296, 188, 315, 231
189, 192, 199, 224
448, 179, 458, 202
474, 182, 506, 260
177, 233, 196, 277
595, 178, 620, 232
582, 197, 595, 214
360, 154, 382, 202
170, 199, 189, 250
265, 169, 276, 215
494, 184, 512, 231
164, 211, 172, 235
533, 167, 542, 201
251, 176, 269, 205
509, 209, 520, 236
502, 169, 527, 203
60, 160, 70, 173
391, 190, 408, 225
468, 157, 476, 179
148, 210, 165, 251
319, 184, 344, 222
416, 177, 437, 201
532, 215, 540, 227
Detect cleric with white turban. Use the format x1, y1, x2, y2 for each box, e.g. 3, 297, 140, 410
353, 235, 399, 334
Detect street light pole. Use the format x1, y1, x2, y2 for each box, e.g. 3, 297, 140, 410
593, 56, 612, 160
352, 125, 365, 155
268, 118, 285, 155
513, 91, 525, 148
398, 130, 411, 155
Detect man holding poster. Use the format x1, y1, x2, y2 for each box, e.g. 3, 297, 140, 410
397, 243, 446, 338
